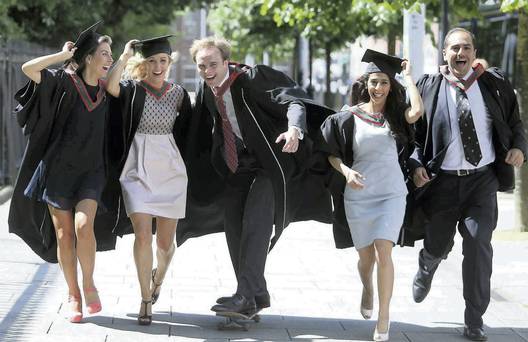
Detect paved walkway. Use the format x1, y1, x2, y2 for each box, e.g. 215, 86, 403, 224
0, 193, 527, 341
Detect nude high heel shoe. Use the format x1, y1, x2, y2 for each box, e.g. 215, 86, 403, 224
84, 287, 102, 314
67, 295, 83, 323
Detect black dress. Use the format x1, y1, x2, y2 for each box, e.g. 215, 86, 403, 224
24, 77, 107, 210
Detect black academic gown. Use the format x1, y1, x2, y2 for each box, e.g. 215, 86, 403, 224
177, 64, 335, 248
318, 110, 419, 249
406, 68, 528, 239
409, 68, 528, 191
8, 69, 120, 263
104, 80, 193, 236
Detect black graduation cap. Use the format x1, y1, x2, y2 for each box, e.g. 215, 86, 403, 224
73, 20, 103, 64
133, 35, 173, 58
361, 49, 403, 79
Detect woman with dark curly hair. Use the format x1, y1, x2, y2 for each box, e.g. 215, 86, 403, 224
320, 49, 423, 341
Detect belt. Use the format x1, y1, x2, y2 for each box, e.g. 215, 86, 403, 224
440, 165, 490, 177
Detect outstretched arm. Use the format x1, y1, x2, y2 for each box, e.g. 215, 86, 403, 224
21, 42, 76, 84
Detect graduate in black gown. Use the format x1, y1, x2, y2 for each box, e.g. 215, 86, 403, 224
8, 22, 114, 323
106, 36, 192, 325
179, 36, 334, 316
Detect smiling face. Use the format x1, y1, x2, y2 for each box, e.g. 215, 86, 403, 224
144, 53, 171, 85
443, 31, 476, 78
195, 46, 229, 88
367, 72, 391, 106
85, 42, 113, 79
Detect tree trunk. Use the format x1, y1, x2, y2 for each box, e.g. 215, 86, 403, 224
388, 29, 396, 56
515, 10, 528, 232
324, 42, 333, 107
292, 35, 300, 83
308, 38, 313, 97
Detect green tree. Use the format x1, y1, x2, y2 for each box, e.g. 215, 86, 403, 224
207, 0, 296, 64
2, 0, 213, 48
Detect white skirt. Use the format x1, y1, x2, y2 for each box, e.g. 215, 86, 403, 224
119, 133, 187, 219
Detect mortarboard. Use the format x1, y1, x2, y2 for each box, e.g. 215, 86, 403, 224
73, 20, 103, 64
132, 35, 173, 58
361, 49, 403, 79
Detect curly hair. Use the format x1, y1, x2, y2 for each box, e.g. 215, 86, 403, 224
350, 73, 413, 145
122, 52, 176, 81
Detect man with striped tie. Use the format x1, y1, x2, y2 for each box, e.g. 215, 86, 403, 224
409, 27, 527, 341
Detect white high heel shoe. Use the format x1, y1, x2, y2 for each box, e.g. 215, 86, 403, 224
373, 321, 390, 341
360, 286, 373, 319
360, 306, 373, 320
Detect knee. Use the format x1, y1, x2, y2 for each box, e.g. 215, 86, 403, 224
156, 238, 174, 253
75, 221, 94, 241
358, 249, 376, 268
56, 229, 75, 244
135, 230, 153, 248
374, 244, 393, 267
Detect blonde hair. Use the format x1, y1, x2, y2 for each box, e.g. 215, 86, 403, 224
123, 52, 177, 81
189, 36, 231, 62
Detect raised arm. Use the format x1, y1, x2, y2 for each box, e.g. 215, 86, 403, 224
106, 39, 138, 98
21, 41, 76, 84
402, 60, 424, 124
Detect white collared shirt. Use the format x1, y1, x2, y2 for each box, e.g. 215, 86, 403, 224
213, 71, 244, 139
440, 69, 495, 170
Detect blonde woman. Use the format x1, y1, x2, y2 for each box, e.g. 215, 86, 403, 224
106, 36, 192, 325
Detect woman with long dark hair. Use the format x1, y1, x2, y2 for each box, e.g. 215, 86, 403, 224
320, 49, 423, 341
9, 21, 114, 323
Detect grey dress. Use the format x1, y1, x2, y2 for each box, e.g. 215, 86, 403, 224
343, 105, 408, 249
119, 83, 188, 219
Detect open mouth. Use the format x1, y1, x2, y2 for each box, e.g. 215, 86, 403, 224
152, 71, 163, 76
102, 66, 110, 71
455, 60, 467, 68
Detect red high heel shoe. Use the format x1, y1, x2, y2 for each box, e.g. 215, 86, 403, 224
67, 295, 83, 323
84, 287, 102, 314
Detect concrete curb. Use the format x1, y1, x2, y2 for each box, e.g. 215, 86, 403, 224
0, 185, 14, 205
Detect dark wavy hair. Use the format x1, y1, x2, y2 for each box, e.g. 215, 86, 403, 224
350, 73, 414, 145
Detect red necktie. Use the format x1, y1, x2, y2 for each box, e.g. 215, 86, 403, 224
210, 66, 248, 173
212, 85, 239, 173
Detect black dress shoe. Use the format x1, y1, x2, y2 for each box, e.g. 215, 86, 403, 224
216, 294, 234, 304
217, 293, 270, 309
412, 265, 437, 303
211, 294, 256, 314
463, 326, 487, 341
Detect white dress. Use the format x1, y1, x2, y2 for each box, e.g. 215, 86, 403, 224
119, 84, 188, 219
343, 106, 408, 249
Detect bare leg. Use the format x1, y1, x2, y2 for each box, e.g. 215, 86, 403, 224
357, 244, 375, 318
74, 199, 99, 306
130, 213, 154, 303
152, 217, 177, 301
48, 205, 81, 317
374, 239, 394, 334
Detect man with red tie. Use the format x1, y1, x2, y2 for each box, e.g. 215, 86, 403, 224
179, 36, 333, 315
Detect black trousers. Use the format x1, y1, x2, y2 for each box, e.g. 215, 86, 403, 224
420, 169, 499, 328
223, 150, 274, 301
